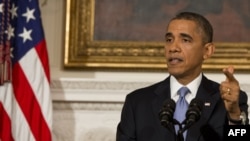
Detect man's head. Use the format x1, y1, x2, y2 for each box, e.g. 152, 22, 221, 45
165, 12, 215, 84
170, 12, 213, 44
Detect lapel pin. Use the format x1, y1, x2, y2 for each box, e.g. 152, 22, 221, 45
204, 102, 210, 106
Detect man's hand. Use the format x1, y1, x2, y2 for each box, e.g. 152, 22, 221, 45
219, 66, 241, 120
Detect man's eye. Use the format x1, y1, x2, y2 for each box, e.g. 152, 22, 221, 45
166, 38, 172, 42
183, 39, 191, 42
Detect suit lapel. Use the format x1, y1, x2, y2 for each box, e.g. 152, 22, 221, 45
195, 75, 220, 118
152, 77, 171, 122
187, 75, 221, 141
151, 77, 176, 140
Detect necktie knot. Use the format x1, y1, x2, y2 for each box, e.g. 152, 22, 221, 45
179, 87, 189, 98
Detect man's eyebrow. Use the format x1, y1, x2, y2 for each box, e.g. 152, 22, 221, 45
180, 33, 193, 40
165, 32, 193, 40
165, 32, 173, 38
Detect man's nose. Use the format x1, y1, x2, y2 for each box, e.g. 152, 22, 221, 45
168, 41, 180, 52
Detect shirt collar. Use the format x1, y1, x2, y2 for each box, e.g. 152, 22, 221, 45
170, 73, 202, 102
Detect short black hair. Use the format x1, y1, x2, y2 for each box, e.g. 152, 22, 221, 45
170, 12, 213, 43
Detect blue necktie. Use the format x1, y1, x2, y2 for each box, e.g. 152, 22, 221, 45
174, 87, 190, 140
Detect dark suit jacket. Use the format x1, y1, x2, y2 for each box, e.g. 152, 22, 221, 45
116, 75, 249, 141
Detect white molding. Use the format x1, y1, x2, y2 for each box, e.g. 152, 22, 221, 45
51, 79, 154, 102
51, 78, 250, 102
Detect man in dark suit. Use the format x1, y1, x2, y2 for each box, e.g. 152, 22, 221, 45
116, 12, 249, 141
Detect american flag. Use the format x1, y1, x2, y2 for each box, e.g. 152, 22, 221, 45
0, 0, 52, 141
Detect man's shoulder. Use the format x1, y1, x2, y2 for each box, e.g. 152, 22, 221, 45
201, 74, 220, 87
126, 78, 169, 99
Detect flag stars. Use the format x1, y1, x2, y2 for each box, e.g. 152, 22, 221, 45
6, 25, 15, 40
22, 7, 36, 23
0, 3, 3, 13
9, 47, 14, 58
18, 27, 32, 43
10, 4, 18, 19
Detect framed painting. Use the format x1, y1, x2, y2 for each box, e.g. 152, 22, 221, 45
64, 0, 250, 72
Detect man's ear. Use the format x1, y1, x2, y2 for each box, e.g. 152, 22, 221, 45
203, 43, 215, 60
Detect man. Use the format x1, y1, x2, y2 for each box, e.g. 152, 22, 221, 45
116, 12, 249, 141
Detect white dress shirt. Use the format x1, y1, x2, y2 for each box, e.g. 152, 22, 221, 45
170, 73, 202, 104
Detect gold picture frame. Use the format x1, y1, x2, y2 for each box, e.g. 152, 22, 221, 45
64, 0, 250, 72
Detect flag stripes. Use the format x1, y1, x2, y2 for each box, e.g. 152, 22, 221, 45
12, 48, 51, 141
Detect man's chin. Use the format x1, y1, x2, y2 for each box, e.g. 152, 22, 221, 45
167, 67, 182, 75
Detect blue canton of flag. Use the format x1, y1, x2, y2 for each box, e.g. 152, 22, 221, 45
0, 0, 46, 84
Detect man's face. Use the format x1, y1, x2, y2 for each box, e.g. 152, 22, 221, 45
165, 19, 209, 83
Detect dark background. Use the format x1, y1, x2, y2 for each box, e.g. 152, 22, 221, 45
94, 0, 250, 42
